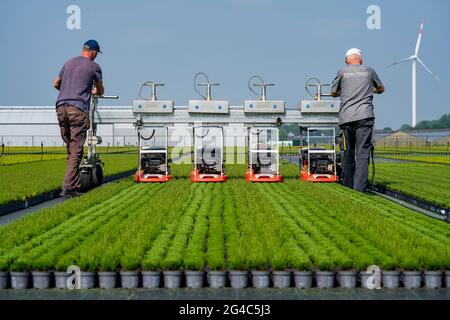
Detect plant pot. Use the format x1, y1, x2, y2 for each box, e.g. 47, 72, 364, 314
80, 271, 96, 289
293, 271, 313, 289
54, 271, 69, 289
142, 271, 161, 288
315, 271, 335, 289
207, 271, 227, 288
337, 271, 357, 289
424, 271, 442, 289
120, 271, 140, 288
32, 271, 52, 289
0, 272, 8, 289
272, 271, 291, 288
185, 271, 205, 289
402, 271, 422, 289
163, 271, 182, 289
251, 271, 271, 288
229, 271, 248, 289
98, 272, 117, 289
10, 272, 30, 289
382, 271, 400, 289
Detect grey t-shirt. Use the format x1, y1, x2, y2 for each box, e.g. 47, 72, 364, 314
55, 56, 103, 113
331, 64, 382, 125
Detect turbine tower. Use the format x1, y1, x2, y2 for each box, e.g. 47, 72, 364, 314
389, 20, 440, 127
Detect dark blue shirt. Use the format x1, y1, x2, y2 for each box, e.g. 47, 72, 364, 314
55, 56, 103, 113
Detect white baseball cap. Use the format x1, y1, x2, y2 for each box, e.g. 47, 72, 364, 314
345, 48, 362, 58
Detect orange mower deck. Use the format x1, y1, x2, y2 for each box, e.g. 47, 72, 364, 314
245, 168, 283, 183
134, 171, 172, 183
300, 170, 339, 183
190, 169, 228, 183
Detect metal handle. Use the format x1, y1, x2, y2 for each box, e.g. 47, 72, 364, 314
138, 82, 165, 101
98, 95, 119, 99
248, 75, 274, 101
194, 72, 219, 100
305, 77, 330, 101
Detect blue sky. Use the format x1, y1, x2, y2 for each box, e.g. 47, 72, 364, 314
0, 0, 449, 128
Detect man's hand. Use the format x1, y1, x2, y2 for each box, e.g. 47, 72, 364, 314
53, 76, 61, 91
330, 91, 340, 97
93, 80, 105, 96
374, 85, 385, 94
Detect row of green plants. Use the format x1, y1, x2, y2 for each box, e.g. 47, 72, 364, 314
0, 178, 448, 272
374, 145, 450, 154
381, 155, 450, 165
372, 163, 450, 208
0, 154, 137, 206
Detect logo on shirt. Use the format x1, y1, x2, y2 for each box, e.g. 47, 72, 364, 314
343, 71, 369, 78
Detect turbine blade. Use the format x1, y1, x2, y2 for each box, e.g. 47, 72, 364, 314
417, 58, 440, 80
387, 56, 415, 68
415, 20, 424, 56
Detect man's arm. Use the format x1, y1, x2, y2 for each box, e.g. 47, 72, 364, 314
374, 85, 385, 94
330, 70, 342, 97
92, 80, 105, 96
53, 76, 61, 91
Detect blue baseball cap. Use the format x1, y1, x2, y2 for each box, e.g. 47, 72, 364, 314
83, 39, 102, 53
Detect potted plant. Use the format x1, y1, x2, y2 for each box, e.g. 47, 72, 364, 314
271, 255, 291, 289
10, 257, 30, 289
184, 259, 205, 289
400, 258, 422, 289
162, 257, 183, 289
31, 254, 53, 289
77, 253, 97, 289
335, 257, 357, 289
293, 257, 313, 289
315, 259, 335, 289
423, 258, 443, 289
120, 254, 141, 289
54, 256, 72, 289
98, 253, 118, 289
142, 256, 162, 289
228, 257, 249, 289
381, 259, 400, 289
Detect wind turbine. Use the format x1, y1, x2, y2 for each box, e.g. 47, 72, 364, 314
389, 20, 440, 127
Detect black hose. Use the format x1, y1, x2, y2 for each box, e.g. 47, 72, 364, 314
141, 129, 156, 141
370, 143, 375, 187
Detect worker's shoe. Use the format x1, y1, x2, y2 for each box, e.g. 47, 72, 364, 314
60, 188, 83, 198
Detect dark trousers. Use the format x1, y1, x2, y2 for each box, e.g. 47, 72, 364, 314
340, 118, 374, 192
56, 105, 89, 190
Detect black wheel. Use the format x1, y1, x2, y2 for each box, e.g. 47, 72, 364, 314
80, 169, 93, 192
92, 164, 104, 186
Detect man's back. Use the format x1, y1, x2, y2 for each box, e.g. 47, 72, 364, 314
56, 56, 102, 113
332, 64, 382, 125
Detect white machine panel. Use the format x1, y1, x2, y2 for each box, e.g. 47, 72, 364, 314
244, 100, 285, 113
188, 100, 229, 114
132, 100, 174, 113
300, 100, 340, 113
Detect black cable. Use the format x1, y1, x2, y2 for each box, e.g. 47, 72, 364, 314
370, 143, 375, 187
141, 129, 156, 141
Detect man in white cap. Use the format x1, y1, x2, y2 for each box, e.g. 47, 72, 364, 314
331, 48, 384, 192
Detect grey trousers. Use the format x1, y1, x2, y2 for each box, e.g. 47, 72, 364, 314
56, 105, 89, 190
340, 118, 374, 192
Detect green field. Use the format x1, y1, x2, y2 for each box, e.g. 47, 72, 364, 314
381, 155, 450, 165
0, 154, 137, 206
0, 178, 448, 272
372, 163, 450, 208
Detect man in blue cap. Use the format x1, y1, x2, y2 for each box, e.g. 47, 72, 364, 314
53, 40, 105, 197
